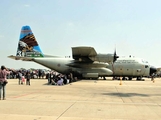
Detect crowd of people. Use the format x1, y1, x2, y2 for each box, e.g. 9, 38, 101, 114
6, 69, 47, 79
46, 72, 74, 85
5, 68, 75, 86
15, 69, 74, 86
0, 66, 76, 100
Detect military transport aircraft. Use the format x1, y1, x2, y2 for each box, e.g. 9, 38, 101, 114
8, 25, 157, 80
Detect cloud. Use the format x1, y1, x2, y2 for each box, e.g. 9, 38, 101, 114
24, 4, 30, 7
68, 22, 74, 26
0, 35, 4, 38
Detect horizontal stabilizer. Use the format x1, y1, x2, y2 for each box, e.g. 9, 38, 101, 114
8, 55, 34, 61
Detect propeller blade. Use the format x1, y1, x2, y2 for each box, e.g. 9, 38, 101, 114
113, 49, 119, 62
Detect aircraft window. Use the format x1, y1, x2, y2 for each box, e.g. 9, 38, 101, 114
137, 69, 141, 72
122, 60, 126, 63
145, 65, 148, 68
142, 60, 149, 64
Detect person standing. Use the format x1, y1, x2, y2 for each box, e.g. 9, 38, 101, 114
0, 65, 10, 100
18, 70, 23, 85
26, 71, 31, 85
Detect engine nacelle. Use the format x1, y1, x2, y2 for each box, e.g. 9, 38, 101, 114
82, 73, 98, 78
90, 53, 115, 63
81, 68, 113, 78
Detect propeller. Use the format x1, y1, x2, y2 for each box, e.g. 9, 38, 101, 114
113, 49, 119, 63
112, 48, 119, 79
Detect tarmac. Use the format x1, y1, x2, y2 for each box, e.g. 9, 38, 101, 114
0, 77, 161, 120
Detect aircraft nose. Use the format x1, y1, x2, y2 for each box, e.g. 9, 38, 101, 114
150, 66, 157, 76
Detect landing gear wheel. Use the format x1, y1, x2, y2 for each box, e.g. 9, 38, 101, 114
128, 77, 132, 80
136, 77, 142, 81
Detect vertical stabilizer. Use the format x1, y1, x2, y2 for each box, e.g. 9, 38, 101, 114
16, 26, 44, 57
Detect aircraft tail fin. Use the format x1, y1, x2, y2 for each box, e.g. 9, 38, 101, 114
16, 26, 44, 57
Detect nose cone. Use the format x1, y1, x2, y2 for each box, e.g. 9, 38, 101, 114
150, 66, 157, 76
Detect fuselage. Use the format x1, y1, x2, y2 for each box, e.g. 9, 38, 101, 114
33, 57, 113, 78
32, 57, 156, 79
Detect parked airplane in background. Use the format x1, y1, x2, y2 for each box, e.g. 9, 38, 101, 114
8, 25, 157, 80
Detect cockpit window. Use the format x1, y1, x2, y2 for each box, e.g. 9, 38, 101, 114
142, 60, 149, 64
145, 65, 149, 68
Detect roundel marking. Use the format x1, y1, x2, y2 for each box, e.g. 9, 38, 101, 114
57, 64, 61, 67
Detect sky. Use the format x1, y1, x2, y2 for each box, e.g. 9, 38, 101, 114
1, 0, 161, 69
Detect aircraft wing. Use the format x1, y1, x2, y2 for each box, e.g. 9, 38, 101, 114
8, 55, 34, 61
72, 46, 97, 62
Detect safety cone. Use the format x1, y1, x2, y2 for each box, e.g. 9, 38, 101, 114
119, 78, 122, 85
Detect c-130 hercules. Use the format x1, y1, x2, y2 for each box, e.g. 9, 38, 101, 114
8, 26, 157, 80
